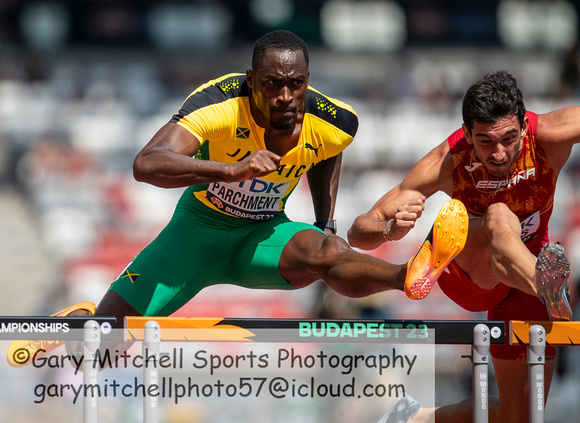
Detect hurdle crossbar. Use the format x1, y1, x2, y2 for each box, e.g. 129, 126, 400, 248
125, 317, 506, 345
0, 316, 117, 340
510, 320, 580, 346
129, 318, 498, 423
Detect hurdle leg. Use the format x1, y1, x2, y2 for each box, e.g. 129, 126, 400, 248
472, 324, 490, 423
83, 320, 101, 423
528, 324, 546, 423
143, 320, 161, 423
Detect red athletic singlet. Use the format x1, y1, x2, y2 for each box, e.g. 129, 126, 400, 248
448, 111, 555, 254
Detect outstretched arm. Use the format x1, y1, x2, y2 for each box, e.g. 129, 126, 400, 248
536, 106, 580, 175
133, 122, 282, 188
347, 186, 426, 250
348, 140, 453, 250
307, 153, 342, 234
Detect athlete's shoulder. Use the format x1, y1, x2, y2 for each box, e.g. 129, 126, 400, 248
203, 73, 248, 99
525, 110, 538, 136
173, 74, 249, 120
447, 127, 468, 152
304, 86, 358, 137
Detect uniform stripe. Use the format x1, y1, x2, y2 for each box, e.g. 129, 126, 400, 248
170, 74, 248, 123
304, 89, 358, 138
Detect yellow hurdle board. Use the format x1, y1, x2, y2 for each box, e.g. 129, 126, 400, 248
510, 320, 580, 345
125, 317, 256, 342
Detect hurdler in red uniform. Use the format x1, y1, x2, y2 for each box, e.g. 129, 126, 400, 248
350, 71, 575, 423
441, 111, 556, 359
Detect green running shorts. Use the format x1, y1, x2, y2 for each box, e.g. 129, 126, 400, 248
108, 189, 323, 316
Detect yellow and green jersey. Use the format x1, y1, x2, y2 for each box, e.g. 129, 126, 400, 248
169, 73, 358, 220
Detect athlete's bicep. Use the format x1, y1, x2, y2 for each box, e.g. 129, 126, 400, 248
400, 143, 452, 197
372, 140, 452, 217
537, 107, 580, 145
140, 122, 202, 158
348, 139, 452, 249
133, 122, 206, 185
536, 108, 580, 172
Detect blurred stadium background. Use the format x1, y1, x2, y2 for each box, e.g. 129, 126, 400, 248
1, 0, 580, 421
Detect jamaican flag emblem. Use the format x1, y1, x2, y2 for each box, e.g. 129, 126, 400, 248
236, 127, 250, 139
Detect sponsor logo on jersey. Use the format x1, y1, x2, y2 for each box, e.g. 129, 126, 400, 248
465, 163, 483, 172
305, 143, 320, 157
210, 196, 224, 209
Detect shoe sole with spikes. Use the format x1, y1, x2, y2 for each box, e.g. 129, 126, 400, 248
536, 242, 572, 321
405, 199, 468, 300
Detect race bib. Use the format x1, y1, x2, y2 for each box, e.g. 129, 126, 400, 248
206, 178, 291, 220
520, 211, 540, 244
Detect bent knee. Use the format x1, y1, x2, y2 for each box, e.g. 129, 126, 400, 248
301, 233, 353, 272
281, 231, 352, 275
318, 234, 353, 261
485, 203, 515, 218
482, 203, 521, 234
485, 202, 515, 219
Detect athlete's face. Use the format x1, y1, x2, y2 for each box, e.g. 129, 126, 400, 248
463, 115, 529, 178
247, 48, 309, 130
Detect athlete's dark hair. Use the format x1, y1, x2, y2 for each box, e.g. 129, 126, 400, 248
462, 70, 526, 131
251, 30, 309, 71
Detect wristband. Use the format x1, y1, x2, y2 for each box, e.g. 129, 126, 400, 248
314, 219, 337, 234
383, 219, 394, 241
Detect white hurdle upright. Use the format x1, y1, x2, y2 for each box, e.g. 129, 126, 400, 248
471, 324, 491, 423
508, 320, 580, 423
0, 316, 114, 423
143, 321, 161, 423
527, 325, 546, 423
83, 320, 102, 423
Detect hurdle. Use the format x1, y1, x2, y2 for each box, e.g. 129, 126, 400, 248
0, 317, 116, 423
5, 317, 571, 422
510, 320, 580, 423
0, 317, 502, 422
124, 317, 505, 423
